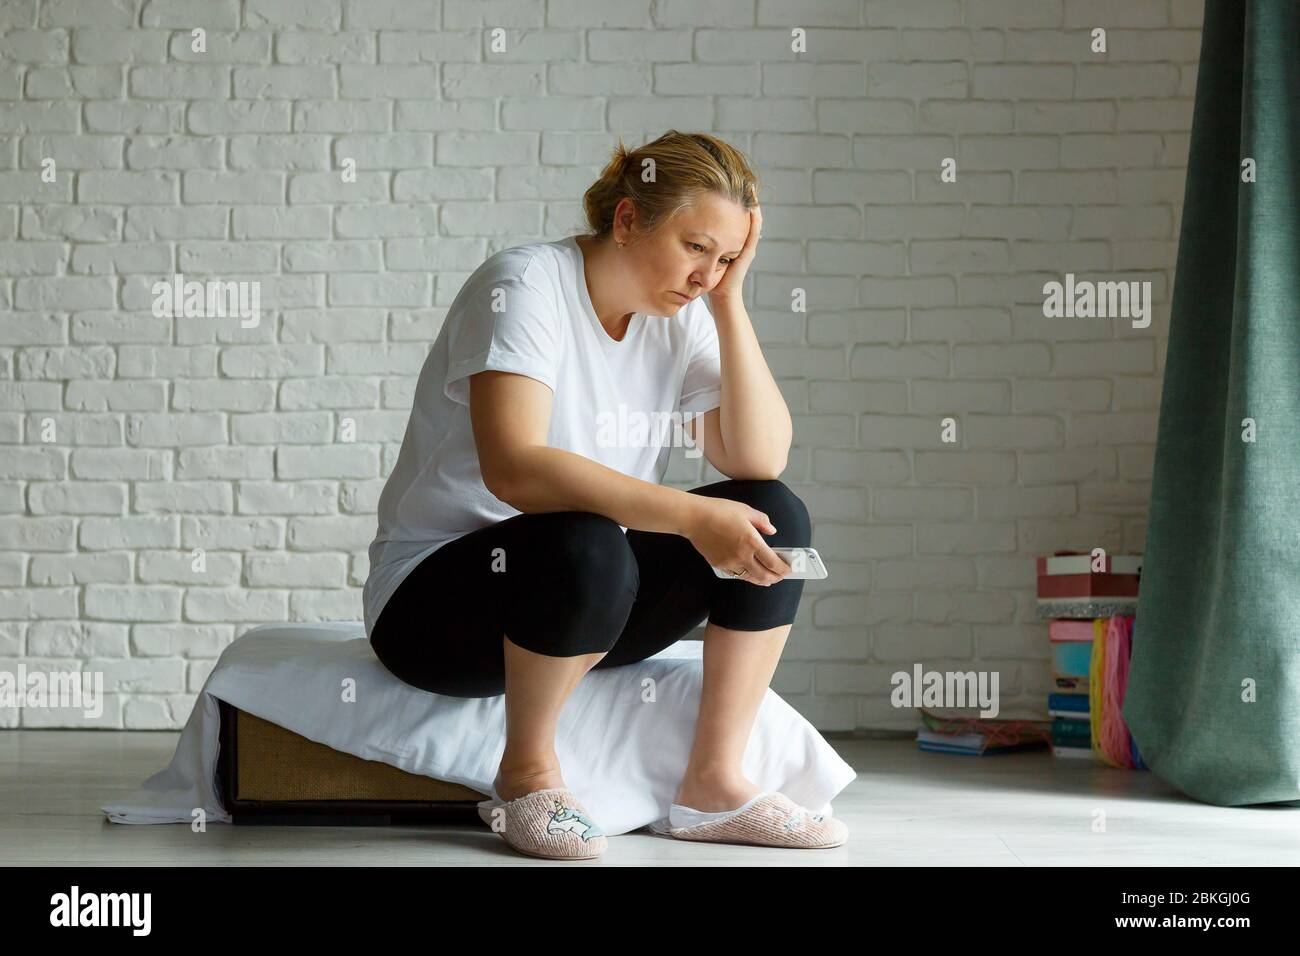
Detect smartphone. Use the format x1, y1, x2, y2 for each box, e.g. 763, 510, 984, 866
712, 547, 828, 581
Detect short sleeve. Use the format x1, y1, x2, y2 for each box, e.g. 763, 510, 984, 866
678, 299, 722, 415
444, 272, 562, 407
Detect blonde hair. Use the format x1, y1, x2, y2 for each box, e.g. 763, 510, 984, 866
579, 130, 759, 244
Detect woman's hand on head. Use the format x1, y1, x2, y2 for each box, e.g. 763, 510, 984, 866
682, 493, 791, 586
705, 203, 762, 308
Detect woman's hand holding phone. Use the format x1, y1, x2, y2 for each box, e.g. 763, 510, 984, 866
682, 495, 792, 586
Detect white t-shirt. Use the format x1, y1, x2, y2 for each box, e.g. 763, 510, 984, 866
362, 234, 724, 638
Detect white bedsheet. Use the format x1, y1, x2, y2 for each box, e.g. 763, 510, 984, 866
101, 622, 857, 837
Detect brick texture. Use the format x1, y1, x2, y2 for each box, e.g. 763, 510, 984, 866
0, 0, 1200, 729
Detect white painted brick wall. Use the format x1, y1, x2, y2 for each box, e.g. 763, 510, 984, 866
0, 0, 1201, 730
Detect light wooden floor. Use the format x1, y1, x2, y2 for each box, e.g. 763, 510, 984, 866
3, 730, 1298, 865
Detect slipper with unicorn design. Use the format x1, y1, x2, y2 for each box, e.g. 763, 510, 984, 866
478, 786, 608, 860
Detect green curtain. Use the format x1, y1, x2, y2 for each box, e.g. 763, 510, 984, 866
1122, 0, 1300, 805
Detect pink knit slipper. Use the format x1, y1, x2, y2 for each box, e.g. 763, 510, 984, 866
669, 791, 848, 849
478, 787, 608, 860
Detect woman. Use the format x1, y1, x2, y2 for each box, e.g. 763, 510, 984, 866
363, 130, 847, 859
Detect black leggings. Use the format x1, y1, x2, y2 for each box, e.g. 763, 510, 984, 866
369, 478, 812, 698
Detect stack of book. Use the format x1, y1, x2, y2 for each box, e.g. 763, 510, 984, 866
1037, 552, 1141, 758
916, 708, 1050, 756
1048, 620, 1096, 757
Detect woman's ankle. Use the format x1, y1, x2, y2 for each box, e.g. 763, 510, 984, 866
673, 768, 761, 812
495, 759, 566, 801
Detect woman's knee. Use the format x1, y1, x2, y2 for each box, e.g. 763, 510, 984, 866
548, 511, 638, 591
696, 478, 811, 547
502, 511, 638, 654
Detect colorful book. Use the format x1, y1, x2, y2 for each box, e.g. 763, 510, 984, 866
1036, 553, 1143, 576
1037, 573, 1140, 599
916, 708, 1052, 756
1051, 717, 1091, 745
1051, 640, 1093, 678
917, 729, 1049, 756
1052, 745, 1096, 759
1049, 620, 1097, 642
1053, 675, 1089, 694
1048, 693, 1089, 717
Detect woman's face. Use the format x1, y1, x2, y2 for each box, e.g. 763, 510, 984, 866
618, 192, 751, 316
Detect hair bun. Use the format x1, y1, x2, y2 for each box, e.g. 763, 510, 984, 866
580, 131, 758, 242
